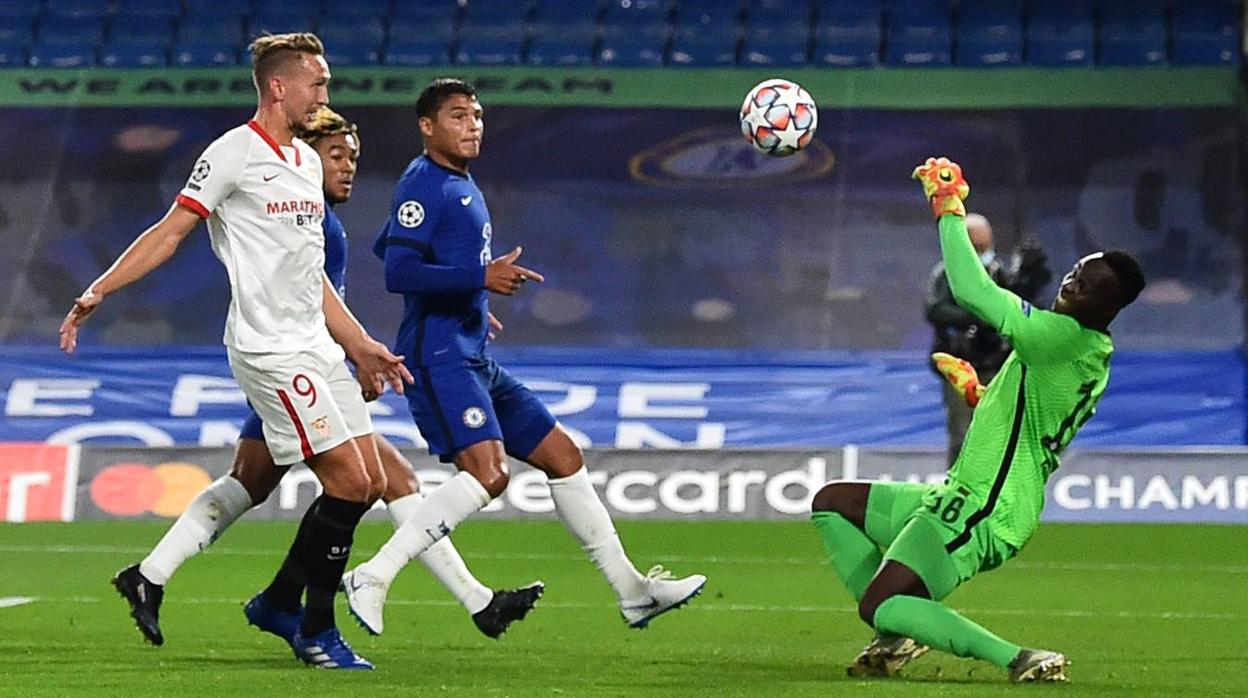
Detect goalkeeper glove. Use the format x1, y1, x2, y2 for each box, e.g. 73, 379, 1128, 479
932, 351, 986, 407
912, 157, 969, 218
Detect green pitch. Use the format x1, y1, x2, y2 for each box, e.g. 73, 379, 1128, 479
1, 520, 1244, 697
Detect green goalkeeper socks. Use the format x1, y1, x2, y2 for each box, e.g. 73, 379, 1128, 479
873, 595, 1021, 668
811, 512, 882, 601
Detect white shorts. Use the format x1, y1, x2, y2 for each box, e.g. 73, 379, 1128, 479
228, 341, 373, 466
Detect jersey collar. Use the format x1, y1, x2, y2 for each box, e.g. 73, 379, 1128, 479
247, 119, 302, 167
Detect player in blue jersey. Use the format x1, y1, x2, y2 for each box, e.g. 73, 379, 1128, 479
340, 79, 706, 635
111, 106, 541, 650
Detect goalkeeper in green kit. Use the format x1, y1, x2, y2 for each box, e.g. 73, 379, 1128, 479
810, 157, 1146, 683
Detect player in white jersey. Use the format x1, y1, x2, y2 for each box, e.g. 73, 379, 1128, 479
59, 33, 400, 670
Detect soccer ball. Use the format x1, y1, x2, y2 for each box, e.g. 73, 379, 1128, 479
739, 78, 818, 157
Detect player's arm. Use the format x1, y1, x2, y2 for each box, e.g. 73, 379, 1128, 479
914, 158, 1082, 365
924, 264, 979, 327
321, 273, 413, 396
58, 204, 201, 354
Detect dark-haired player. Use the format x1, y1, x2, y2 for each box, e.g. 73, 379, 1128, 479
341, 78, 706, 636
810, 157, 1146, 683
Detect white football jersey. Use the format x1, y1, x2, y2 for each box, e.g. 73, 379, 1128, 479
177, 120, 329, 353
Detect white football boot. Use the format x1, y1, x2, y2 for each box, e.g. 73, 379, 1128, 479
620, 565, 707, 628
1008, 649, 1069, 683
340, 566, 391, 636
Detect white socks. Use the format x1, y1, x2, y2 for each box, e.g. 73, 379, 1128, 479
548, 466, 646, 602
139, 475, 253, 585
387, 492, 493, 615
366, 471, 491, 585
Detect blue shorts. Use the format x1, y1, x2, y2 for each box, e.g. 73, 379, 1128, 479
240, 406, 266, 441
408, 357, 557, 463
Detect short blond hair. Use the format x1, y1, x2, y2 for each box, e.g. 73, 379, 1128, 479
298, 106, 360, 148
249, 32, 325, 94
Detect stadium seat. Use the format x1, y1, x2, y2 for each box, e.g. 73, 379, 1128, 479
0, 17, 33, 46
384, 39, 451, 66
598, 25, 667, 66
100, 42, 167, 66
0, 0, 41, 21
669, 0, 741, 67
1026, 6, 1093, 67
38, 16, 105, 46
110, 17, 176, 48
27, 41, 95, 67
390, 1, 461, 24
45, 0, 110, 19
114, 0, 182, 20
747, 0, 813, 31
0, 41, 24, 65
184, 0, 252, 20
249, 11, 317, 37
171, 41, 238, 66
1171, 0, 1241, 66
318, 18, 386, 46
462, 0, 534, 28
741, 25, 809, 67
456, 26, 525, 65
812, 24, 879, 67
886, 3, 951, 66
532, 0, 603, 23
320, 0, 394, 22
178, 17, 245, 46
323, 41, 381, 66
526, 30, 596, 66
1098, 5, 1167, 67
955, 0, 1022, 67
677, 0, 743, 29
388, 18, 455, 48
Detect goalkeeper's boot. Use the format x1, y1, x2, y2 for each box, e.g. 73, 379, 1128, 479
932, 352, 986, 407
341, 565, 390, 636
472, 581, 545, 639
1008, 649, 1069, 683
111, 564, 165, 646
243, 591, 304, 648
291, 627, 374, 670
847, 634, 930, 677
621, 565, 707, 628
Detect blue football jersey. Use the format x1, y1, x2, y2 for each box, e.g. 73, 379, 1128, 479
373, 155, 493, 367
323, 206, 348, 298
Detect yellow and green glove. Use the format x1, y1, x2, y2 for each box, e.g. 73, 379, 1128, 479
911, 157, 969, 218
932, 351, 986, 407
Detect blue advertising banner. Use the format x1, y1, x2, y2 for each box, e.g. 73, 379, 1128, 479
0, 347, 1241, 448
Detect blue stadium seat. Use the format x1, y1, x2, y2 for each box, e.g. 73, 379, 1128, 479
670, 0, 740, 66
955, 0, 1021, 67
741, 25, 808, 66
388, 18, 455, 47
532, 0, 603, 23
114, 0, 183, 20
384, 39, 450, 66
598, 25, 667, 66
100, 42, 167, 66
1171, 1, 1241, 66
172, 41, 238, 66
1098, 6, 1167, 67
747, 0, 813, 30
110, 17, 176, 47
677, 0, 742, 29
1026, 9, 1093, 67
320, 0, 394, 22
462, 0, 534, 28
456, 26, 525, 65
390, 1, 461, 24
178, 17, 245, 46
812, 22, 878, 67
526, 29, 596, 66
39, 16, 105, 46
0, 41, 23, 65
318, 17, 385, 45
27, 42, 95, 66
45, 0, 111, 19
0, 17, 33, 46
323, 41, 380, 66
184, 0, 252, 20
249, 10, 317, 37
886, 3, 951, 66
0, 0, 41, 21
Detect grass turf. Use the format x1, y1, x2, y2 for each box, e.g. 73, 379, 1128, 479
0, 520, 1244, 697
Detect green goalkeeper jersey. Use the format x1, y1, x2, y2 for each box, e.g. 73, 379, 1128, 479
938, 215, 1113, 549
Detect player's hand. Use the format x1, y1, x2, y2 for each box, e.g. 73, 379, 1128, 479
58, 288, 104, 355
485, 246, 544, 296
357, 370, 382, 402
912, 157, 969, 219
348, 338, 414, 397
487, 311, 503, 341
932, 351, 986, 407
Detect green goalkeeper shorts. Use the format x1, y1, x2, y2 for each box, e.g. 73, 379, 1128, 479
880, 480, 1017, 601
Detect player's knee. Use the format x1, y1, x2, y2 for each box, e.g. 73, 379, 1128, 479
811, 481, 860, 515
474, 460, 510, 498
857, 595, 882, 627
366, 470, 388, 504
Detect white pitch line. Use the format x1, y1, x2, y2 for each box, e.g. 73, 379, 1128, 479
2, 544, 1245, 575
0, 596, 37, 609
44, 595, 1240, 622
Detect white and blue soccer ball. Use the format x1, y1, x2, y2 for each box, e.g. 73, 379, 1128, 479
739, 78, 818, 157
